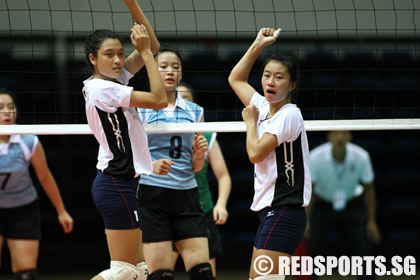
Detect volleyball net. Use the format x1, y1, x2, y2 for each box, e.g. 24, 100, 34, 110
0, 0, 419, 134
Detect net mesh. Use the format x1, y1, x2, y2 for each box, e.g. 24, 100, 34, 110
0, 0, 419, 134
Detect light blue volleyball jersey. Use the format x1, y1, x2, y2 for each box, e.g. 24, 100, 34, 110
0, 134, 38, 208
138, 94, 203, 190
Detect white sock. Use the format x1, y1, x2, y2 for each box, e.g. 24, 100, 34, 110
136, 261, 148, 280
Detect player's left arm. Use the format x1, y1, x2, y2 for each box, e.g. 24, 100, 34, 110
192, 115, 207, 172
363, 182, 381, 244
31, 141, 74, 233
208, 140, 232, 224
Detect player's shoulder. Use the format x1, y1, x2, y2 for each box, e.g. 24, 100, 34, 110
347, 142, 370, 159
184, 99, 203, 111
310, 142, 330, 158
182, 99, 204, 122
18, 134, 38, 146
250, 92, 266, 107
10, 135, 38, 159
281, 104, 302, 121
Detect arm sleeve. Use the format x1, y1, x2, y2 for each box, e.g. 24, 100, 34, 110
309, 152, 318, 184
117, 68, 134, 86
93, 82, 133, 112
204, 132, 217, 160
92, 68, 134, 112
196, 105, 204, 122
265, 108, 304, 146
360, 152, 375, 184
31, 135, 39, 158
250, 92, 265, 108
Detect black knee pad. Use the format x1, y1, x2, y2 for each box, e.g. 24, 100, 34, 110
187, 263, 213, 280
147, 269, 174, 280
15, 269, 38, 280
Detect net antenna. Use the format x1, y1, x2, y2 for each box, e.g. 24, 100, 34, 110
0, 0, 419, 135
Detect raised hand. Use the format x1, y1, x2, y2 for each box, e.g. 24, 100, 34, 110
130, 23, 151, 55
255, 27, 278, 48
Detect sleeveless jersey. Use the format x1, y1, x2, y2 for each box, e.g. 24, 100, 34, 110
196, 132, 217, 212
138, 94, 203, 190
0, 134, 38, 208
250, 92, 312, 211
83, 68, 152, 178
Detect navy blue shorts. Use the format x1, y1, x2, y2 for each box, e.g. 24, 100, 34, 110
254, 206, 306, 255
92, 170, 141, 230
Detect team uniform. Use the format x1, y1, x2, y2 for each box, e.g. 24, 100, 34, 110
308, 141, 375, 271
83, 68, 152, 230
196, 132, 224, 258
171, 132, 224, 258
138, 93, 208, 242
250, 92, 311, 255
0, 135, 41, 239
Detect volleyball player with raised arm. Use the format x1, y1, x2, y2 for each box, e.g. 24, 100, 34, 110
82, 1, 166, 278
0, 90, 73, 280
137, 49, 213, 280
228, 28, 312, 280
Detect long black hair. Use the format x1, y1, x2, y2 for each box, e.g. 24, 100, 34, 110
84, 29, 123, 73
0, 88, 19, 123
155, 47, 184, 67
261, 53, 298, 84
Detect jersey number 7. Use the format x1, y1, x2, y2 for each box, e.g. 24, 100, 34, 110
0, 173, 11, 190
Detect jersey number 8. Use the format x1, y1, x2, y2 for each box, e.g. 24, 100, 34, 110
169, 136, 182, 159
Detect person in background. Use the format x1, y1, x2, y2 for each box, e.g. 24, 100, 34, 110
173, 82, 232, 279
228, 27, 312, 280
82, 0, 166, 278
137, 48, 213, 280
0, 90, 73, 280
306, 130, 381, 280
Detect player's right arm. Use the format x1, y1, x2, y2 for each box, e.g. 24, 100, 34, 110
228, 28, 278, 106
123, 0, 160, 74
152, 159, 174, 175
123, 0, 159, 54
129, 24, 167, 109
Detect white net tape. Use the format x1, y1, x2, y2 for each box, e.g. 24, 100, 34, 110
1, 119, 419, 135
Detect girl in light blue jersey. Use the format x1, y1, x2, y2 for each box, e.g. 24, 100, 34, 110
137, 49, 213, 280
0, 91, 73, 280
172, 83, 232, 280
